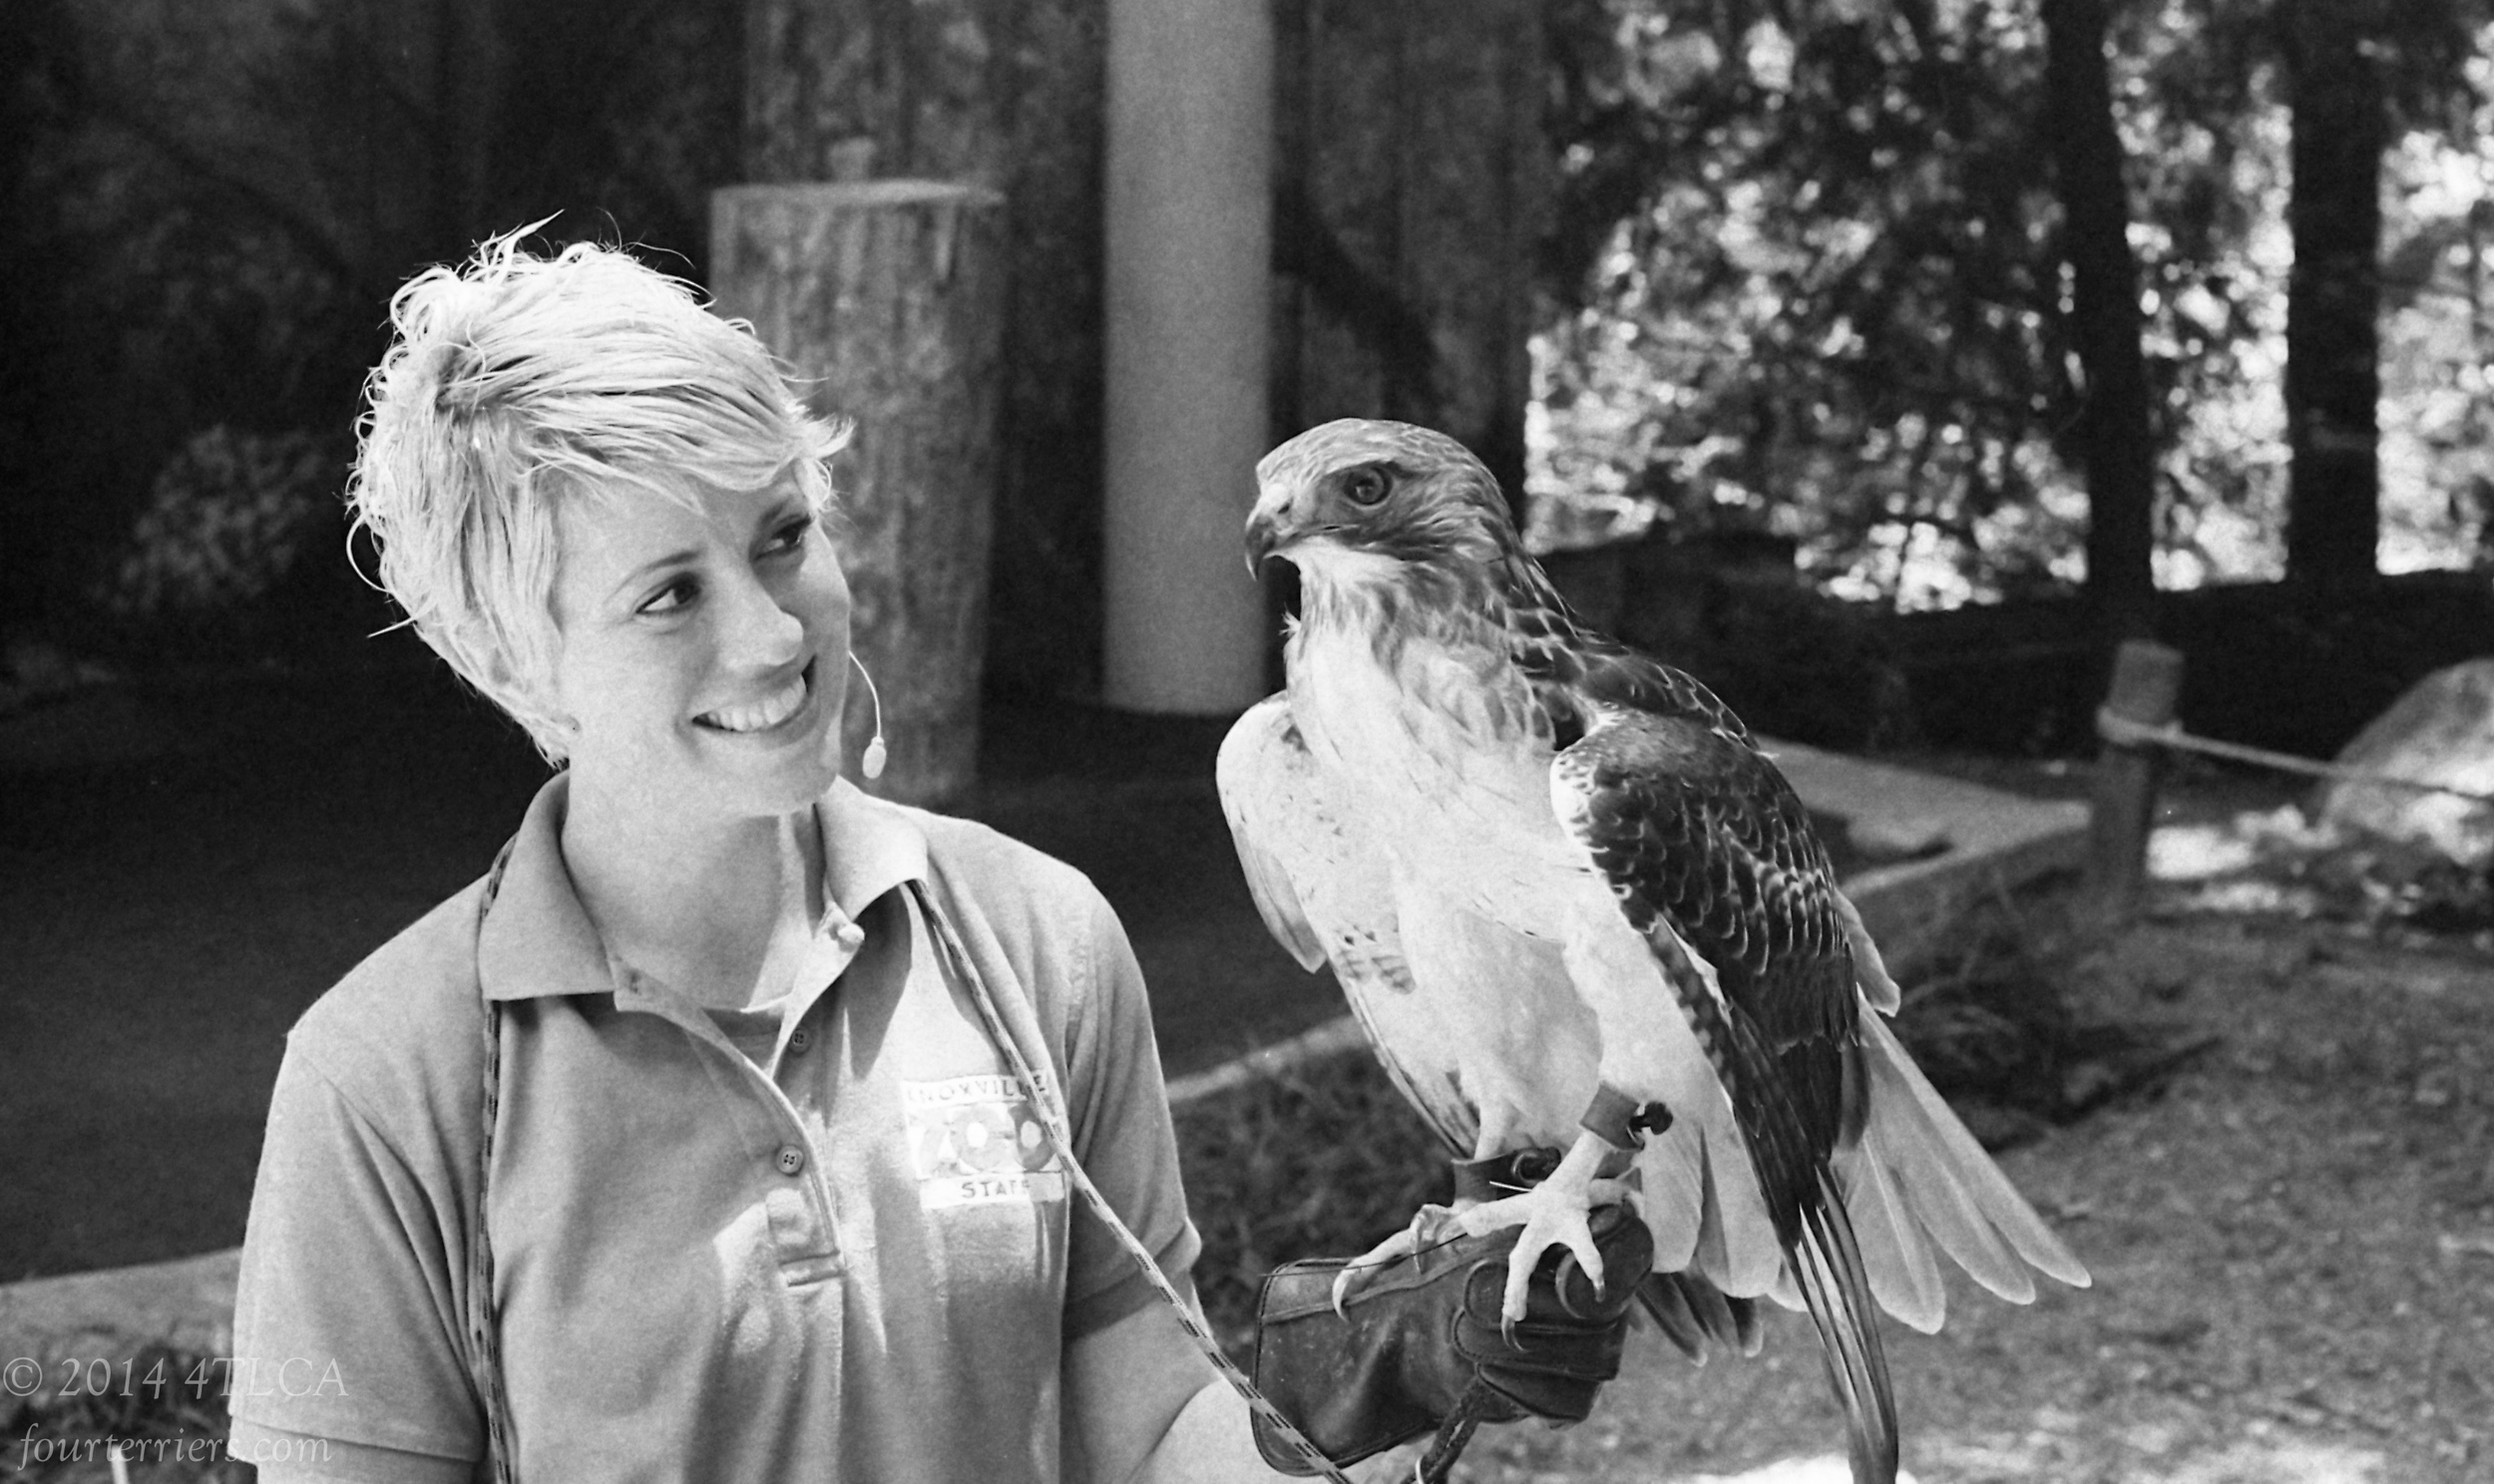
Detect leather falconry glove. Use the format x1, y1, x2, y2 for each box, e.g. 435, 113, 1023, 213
1250, 1202, 1652, 1476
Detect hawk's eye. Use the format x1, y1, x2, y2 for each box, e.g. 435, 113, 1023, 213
1343, 467, 1391, 507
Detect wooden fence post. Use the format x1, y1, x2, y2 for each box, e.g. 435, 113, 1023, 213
2087, 639, 2187, 915
710, 181, 1008, 808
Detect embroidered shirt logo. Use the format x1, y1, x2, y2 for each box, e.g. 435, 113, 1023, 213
903, 1074, 1067, 1210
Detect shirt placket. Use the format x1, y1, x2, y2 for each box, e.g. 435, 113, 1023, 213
762, 909, 870, 1286
607, 907, 868, 1286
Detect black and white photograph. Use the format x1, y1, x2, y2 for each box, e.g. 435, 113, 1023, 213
2, 1, 2491, 1480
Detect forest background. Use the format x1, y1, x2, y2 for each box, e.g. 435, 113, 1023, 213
5, 0, 2493, 761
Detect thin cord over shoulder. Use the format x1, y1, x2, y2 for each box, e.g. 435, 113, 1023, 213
470, 839, 518, 1484
904, 877, 1359, 1484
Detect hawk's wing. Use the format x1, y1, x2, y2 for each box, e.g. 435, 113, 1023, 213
1215, 695, 1476, 1154
1552, 695, 1895, 1484
1544, 674, 2084, 1316
1550, 698, 1861, 1180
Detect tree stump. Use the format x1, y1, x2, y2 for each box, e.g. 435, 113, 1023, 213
740, 0, 1112, 703
1272, 0, 1544, 506
709, 181, 1008, 807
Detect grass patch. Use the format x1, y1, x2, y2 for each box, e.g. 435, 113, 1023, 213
1892, 880, 2195, 1145
1173, 1049, 1454, 1353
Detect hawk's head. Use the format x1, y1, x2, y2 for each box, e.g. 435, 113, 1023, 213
1244, 419, 1518, 588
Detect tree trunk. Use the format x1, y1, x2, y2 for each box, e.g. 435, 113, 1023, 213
2284, 0, 2385, 591
710, 183, 1009, 807
742, 0, 1112, 700
1272, 0, 1543, 512
742, 0, 1003, 185
2041, 0, 2159, 644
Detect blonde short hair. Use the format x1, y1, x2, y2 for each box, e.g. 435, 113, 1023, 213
346, 228, 847, 759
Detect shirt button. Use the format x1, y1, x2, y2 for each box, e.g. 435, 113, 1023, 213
774, 1144, 807, 1176
833, 922, 864, 950
787, 1027, 813, 1054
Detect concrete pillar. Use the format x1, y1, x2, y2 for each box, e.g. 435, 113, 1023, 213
1102, 0, 1272, 713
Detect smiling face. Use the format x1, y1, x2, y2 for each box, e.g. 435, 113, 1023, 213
538, 474, 851, 830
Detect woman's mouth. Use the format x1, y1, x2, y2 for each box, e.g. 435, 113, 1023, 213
695, 660, 813, 734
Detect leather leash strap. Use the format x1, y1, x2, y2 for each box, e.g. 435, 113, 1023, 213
469, 841, 518, 1484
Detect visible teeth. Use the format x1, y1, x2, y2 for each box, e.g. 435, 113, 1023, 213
701, 672, 806, 733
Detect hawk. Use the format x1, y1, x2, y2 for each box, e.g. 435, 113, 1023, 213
1216, 420, 2089, 1483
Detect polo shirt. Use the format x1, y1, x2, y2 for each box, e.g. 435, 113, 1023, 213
226, 775, 1201, 1482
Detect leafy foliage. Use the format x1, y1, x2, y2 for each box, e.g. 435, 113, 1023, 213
93, 427, 341, 620
1533, 0, 2494, 608
1534, 0, 2085, 607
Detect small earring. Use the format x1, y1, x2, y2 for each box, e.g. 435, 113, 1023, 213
848, 650, 888, 781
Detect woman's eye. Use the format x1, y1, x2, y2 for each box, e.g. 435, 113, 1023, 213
765, 518, 812, 556
639, 577, 698, 615
1344, 468, 1390, 506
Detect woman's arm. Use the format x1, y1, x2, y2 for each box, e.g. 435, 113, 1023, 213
1062, 1298, 1282, 1484
226, 1040, 486, 1477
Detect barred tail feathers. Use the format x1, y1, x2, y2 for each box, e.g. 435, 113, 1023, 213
1792, 1173, 1899, 1484
1832, 1007, 2091, 1330
1627, 1084, 1788, 1299
1632, 1271, 1764, 1365
1637, 1000, 2086, 1337
1835, 1124, 1948, 1332
1627, 1063, 1899, 1484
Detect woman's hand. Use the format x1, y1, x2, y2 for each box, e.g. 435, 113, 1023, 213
1247, 1204, 1652, 1475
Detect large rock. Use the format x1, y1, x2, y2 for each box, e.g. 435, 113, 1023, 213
2313, 658, 2494, 869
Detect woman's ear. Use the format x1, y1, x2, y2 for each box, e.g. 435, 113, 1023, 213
465, 624, 575, 745
477, 642, 535, 708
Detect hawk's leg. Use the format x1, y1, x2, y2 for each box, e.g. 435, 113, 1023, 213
1328, 1104, 1539, 1314
1452, 1133, 1634, 1324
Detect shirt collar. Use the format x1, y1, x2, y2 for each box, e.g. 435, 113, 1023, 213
476, 773, 932, 1003
817, 777, 931, 926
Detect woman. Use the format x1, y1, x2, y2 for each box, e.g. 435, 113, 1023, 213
226, 232, 1638, 1484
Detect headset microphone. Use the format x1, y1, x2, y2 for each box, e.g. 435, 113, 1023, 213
847, 651, 888, 781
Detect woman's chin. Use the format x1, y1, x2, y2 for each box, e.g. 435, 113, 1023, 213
744, 741, 846, 816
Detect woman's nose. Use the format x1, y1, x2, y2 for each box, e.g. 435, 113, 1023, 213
716, 565, 804, 667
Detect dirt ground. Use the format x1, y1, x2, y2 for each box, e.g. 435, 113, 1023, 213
1425, 904, 2494, 1484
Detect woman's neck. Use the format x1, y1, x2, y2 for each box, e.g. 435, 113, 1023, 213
557, 768, 823, 1010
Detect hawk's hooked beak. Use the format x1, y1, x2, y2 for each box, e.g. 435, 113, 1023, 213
1244, 499, 1289, 579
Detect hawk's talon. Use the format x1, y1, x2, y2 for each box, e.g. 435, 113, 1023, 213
1329, 1203, 1465, 1315
1457, 1166, 1631, 1323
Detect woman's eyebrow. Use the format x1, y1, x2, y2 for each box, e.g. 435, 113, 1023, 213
754, 493, 809, 533
608, 548, 699, 600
